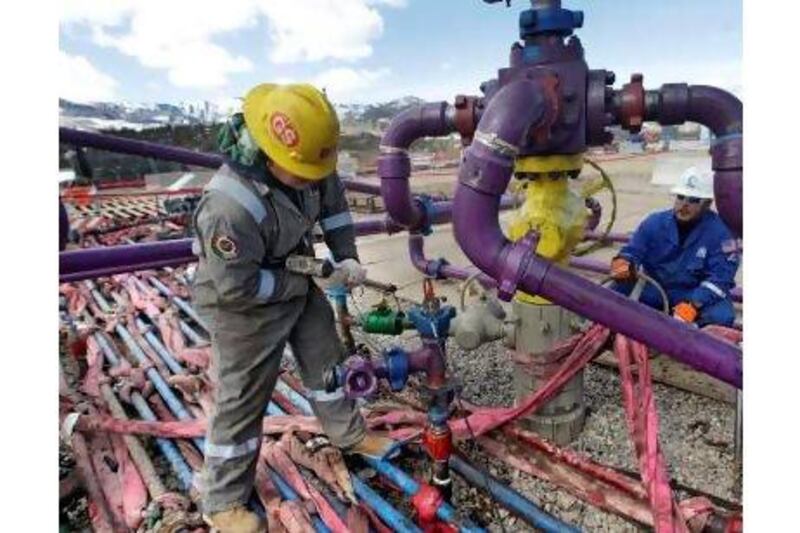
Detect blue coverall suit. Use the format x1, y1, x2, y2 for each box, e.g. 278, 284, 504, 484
612, 209, 740, 327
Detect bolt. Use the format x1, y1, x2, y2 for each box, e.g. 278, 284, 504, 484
605, 71, 616, 85
520, 10, 537, 28
631, 73, 643, 84
454, 95, 467, 109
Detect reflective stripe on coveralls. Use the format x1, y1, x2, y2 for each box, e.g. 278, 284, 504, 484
256, 269, 276, 301
206, 170, 268, 225
319, 211, 353, 232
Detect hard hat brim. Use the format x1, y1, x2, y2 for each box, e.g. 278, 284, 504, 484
242, 83, 336, 181
670, 184, 714, 199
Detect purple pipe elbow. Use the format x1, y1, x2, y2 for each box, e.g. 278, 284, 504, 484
378, 102, 455, 230
686, 86, 742, 138
688, 86, 742, 237
452, 80, 742, 388
408, 234, 496, 288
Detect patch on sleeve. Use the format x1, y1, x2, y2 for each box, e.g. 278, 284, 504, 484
210, 234, 239, 261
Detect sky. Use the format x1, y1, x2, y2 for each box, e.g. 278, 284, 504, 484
59, 0, 742, 108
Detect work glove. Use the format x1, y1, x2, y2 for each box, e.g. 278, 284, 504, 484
673, 301, 698, 323
610, 257, 635, 281
336, 258, 367, 287
319, 258, 367, 289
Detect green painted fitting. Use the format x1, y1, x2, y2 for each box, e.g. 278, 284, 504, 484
360, 308, 405, 335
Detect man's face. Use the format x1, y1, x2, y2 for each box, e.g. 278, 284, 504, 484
673, 195, 710, 223
268, 161, 314, 190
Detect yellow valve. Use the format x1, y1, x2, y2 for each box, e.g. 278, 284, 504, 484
508, 155, 587, 304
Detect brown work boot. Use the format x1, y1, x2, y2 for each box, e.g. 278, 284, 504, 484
203, 506, 265, 533
346, 432, 398, 459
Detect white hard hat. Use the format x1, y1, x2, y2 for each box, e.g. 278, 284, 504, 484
670, 166, 714, 199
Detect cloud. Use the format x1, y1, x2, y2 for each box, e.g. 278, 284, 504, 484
59, 50, 118, 102
311, 67, 391, 101
259, 1, 386, 64
60, 0, 407, 90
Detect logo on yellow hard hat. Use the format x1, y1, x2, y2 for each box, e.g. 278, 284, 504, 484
270, 112, 299, 148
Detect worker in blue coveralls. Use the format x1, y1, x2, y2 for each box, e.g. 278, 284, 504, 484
609, 166, 740, 327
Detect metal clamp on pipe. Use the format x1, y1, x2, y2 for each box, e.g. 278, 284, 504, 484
496, 231, 540, 301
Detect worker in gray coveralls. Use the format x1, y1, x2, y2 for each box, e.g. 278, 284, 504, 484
192, 83, 394, 532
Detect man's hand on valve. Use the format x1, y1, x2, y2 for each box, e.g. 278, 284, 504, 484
610, 256, 636, 281
321, 258, 367, 289
672, 301, 698, 324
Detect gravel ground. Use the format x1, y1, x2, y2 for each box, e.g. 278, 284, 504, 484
60, 311, 740, 532
348, 327, 742, 532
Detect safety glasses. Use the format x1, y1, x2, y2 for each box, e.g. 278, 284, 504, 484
676, 195, 703, 204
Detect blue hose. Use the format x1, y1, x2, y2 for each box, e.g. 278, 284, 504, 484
93, 332, 194, 490
269, 470, 331, 533
449, 455, 580, 533
275, 378, 485, 533
133, 316, 186, 375
266, 403, 421, 533
147, 276, 208, 331
360, 455, 485, 533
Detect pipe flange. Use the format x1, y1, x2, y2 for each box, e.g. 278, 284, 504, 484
618, 73, 645, 133
414, 194, 436, 236
586, 69, 615, 145
497, 231, 540, 301
453, 95, 480, 145
426, 257, 450, 279
384, 347, 409, 392
343, 357, 378, 399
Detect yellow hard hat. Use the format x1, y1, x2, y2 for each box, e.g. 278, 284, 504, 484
242, 83, 340, 181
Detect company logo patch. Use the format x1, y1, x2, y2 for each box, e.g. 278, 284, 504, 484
696, 246, 707, 259
211, 234, 239, 261
270, 112, 299, 147
686, 175, 698, 189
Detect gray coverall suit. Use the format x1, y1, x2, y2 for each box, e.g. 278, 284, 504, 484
191, 161, 366, 513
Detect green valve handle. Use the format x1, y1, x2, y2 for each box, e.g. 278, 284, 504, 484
360, 309, 405, 335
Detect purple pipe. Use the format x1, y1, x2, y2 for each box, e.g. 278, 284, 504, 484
640, 85, 742, 236
567, 256, 743, 304
449, 79, 742, 388
408, 234, 497, 289
689, 86, 742, 238
60, 127, 411, 201
378, 102, 456, 230
60, 127, 223, 168
60, 240, 194, 281
59, 199, 468, 282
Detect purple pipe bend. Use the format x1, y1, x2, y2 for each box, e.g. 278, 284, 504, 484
451, 80, 742, 388
648, 85, 742, 236
689, 87, 742, 237
378, 102, 455, 231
